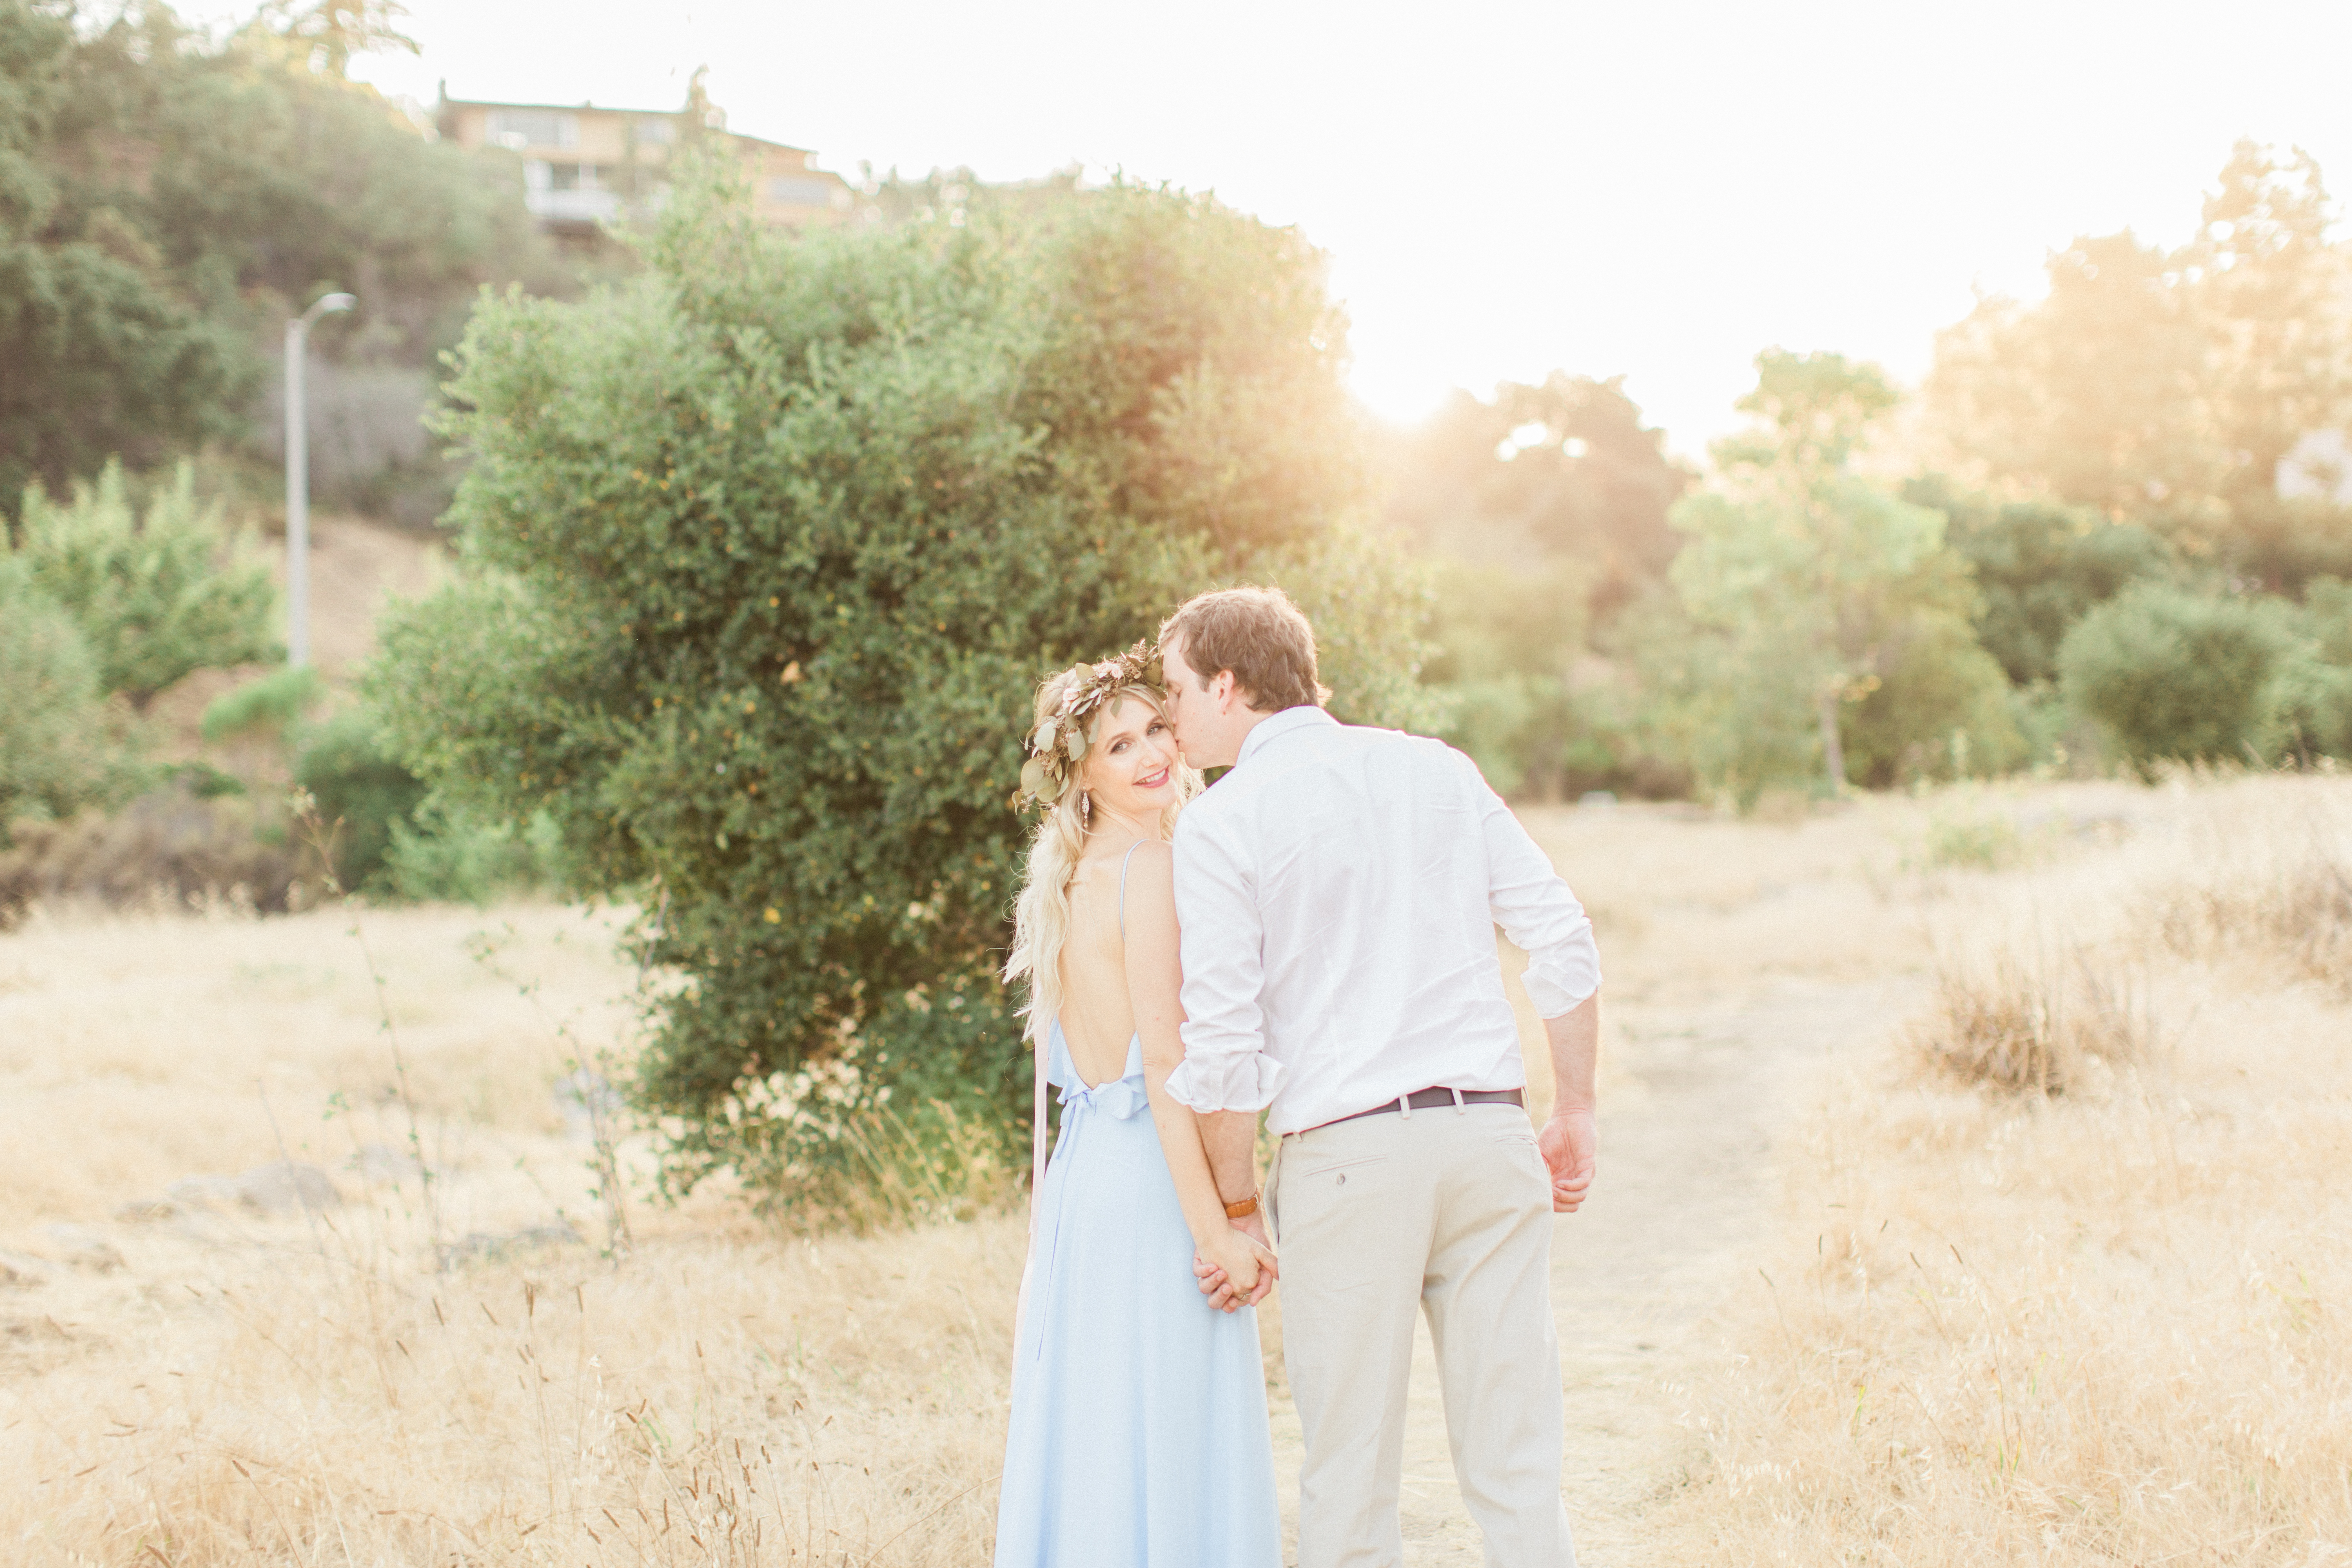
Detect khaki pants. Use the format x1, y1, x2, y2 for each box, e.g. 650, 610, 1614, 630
1270, 1101, 1575, 1568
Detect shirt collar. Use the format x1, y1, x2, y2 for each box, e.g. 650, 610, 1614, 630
1234, 704, 1337, 768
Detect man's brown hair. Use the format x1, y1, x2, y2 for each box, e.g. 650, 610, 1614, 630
1158, 586, 1331, 713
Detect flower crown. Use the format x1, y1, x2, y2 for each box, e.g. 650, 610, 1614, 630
1011, 641, 1164, 812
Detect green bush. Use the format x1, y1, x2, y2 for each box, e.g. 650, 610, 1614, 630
2272, 577, 2352, 760
199, 670, 559, 902
370, 165, 1434, 1202
1921, 793, 2025, 871
1843, 615, 2026, 787
16, 461, 275, 709
292, 708, 428, 894
381, 800, 568, 905
1421, 559, 1584, 797
1909, 479, 2172, 687
1433, 675, 1555, 798
0, 560, 125, 829
1644, 612, 1828, 810
200, 666, 325, 745
2058, 584, 2285, 772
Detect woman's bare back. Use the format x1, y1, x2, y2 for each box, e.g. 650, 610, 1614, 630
1055, 840, 1150, 1087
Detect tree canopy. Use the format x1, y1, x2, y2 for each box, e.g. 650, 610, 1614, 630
1655, 351, 2017, 801
1926, 143, 2352, 564
1385, 372, 1688, 619
370, 164, 1432, 1200
1384, 374, 1688, 797
0, 0, 562, 513
1904, 478, 2173, 688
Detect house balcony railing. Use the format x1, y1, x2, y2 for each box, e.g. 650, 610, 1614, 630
525, 187, 625, 225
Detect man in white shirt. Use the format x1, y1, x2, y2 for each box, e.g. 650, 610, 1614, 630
1158, 585, 1600, 1568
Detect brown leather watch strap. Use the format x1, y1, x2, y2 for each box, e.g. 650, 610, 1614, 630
1223, 1192, 1260, 1220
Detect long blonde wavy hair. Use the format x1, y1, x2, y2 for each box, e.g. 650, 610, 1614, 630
1002, 676, 1198, 1045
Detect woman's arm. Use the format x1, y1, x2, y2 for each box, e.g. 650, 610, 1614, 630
1122, 840, 1273, 1305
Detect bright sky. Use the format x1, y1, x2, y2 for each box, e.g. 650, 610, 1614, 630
219, 1, 2352, 457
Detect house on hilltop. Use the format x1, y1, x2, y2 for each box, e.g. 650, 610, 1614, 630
435, 85, 856, 238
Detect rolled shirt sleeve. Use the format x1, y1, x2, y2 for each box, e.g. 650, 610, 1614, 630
1165, 807, 1286, 1113
1470, 756, 1601, 1018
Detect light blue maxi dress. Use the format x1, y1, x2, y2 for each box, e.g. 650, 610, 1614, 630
992, 1018, 1283, 1567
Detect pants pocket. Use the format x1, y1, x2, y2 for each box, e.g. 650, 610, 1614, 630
1298, 1152, 1391, 1183
1497, 1133, 1553, 1202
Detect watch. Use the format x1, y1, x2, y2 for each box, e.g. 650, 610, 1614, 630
1223, 1191, 1260, 1220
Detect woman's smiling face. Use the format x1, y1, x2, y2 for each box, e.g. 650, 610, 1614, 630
1082, 690, 1179, 819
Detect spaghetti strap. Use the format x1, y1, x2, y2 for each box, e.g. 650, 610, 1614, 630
1117, 840, 1145, 940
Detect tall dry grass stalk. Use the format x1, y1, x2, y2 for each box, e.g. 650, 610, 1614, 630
1653, 775, 2352, 1564
1911, 943, 2165, 1095
2151, 810, 2352, 995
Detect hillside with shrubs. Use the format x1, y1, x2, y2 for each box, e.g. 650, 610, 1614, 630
4, 3, 2350, 1204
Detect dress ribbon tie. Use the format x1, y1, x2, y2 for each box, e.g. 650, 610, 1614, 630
1031, 1070, 1149, 1361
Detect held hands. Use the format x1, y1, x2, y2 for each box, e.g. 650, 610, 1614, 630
1539, 1105, 1599, 1213
1192, 1212, 1278, 1314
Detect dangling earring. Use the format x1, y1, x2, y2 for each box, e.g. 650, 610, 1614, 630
1080, 791, 1092, 830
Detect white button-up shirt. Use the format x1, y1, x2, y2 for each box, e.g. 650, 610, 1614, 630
1163, 706, 1601, 1136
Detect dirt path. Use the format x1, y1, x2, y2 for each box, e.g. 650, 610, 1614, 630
1262, 973, 1918, 1566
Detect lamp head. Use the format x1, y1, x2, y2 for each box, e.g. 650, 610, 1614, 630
298, 292, 356, 327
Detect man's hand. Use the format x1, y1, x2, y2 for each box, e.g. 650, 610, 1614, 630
1538, 1105, 1597, 1213
1193, 1211, 1277, 1312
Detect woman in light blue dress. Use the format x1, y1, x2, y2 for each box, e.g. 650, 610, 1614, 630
995, 648, 1283, 1568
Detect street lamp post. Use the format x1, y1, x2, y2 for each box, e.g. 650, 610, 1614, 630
284, 292, 355, 668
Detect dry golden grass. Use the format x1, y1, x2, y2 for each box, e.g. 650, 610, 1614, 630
1651, 773, 2352, 1565
6, 773, 2346, 1565
9, 1214, 1024, 1563
0, 898, 1026, 1565
0, 901, 640, 1233
4, 791, 1875, 1566
2152, 789, 2352, 996
1911, 942, 2164, 1096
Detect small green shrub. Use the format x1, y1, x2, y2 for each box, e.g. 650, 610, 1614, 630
1929, 817, 2016, 871
0, 559, 126, 830
381, 800, 567, 904
1422, 559, 1589, 797
2271, 577, 2352, 761
2058, 584, 2285, 773
153, 760, 247, 800
200, 666, 325, 745
1843, 615, 2026, 787
293, 709, 427, 894
15, 460, 275, 710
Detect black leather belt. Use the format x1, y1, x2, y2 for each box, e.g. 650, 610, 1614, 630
1320, 1085, 1524, 1129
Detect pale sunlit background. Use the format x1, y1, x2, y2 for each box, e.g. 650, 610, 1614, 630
177, 0, 2352, 453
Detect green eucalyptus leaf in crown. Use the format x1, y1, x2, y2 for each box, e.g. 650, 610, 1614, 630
1009, 641, 1165, 812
